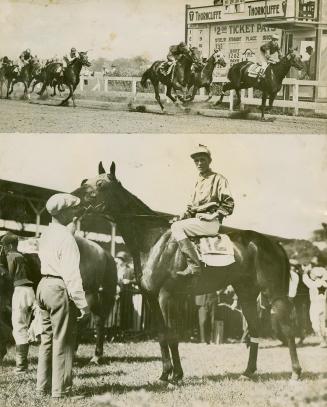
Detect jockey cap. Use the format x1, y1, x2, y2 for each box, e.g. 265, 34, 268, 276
190, 144, 211, 160
46, 193, 80, 216
71, 47, 76, 52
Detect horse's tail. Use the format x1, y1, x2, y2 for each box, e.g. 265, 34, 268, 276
141, 68, 151, 88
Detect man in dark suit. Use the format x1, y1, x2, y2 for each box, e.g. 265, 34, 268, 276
195, 292, 218, 344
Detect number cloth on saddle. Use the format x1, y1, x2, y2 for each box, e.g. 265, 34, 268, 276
159, 61, 176, 76
246, 63, 265, 78
191, 234, 235, 267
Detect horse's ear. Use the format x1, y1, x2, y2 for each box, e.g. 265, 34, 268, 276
110, 162, 116, 178
81, 179, 88, 186
98, 161, 106, 174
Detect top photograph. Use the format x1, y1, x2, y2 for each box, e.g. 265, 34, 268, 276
0, 0, 326, 133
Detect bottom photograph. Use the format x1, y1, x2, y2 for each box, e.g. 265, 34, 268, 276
0, 133, 326, 407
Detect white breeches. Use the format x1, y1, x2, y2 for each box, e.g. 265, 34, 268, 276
12, 286, 35, 345
309, 296, 326, 337
171, 218, 221, 241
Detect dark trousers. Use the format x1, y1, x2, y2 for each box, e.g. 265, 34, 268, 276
198, 302, 216, 344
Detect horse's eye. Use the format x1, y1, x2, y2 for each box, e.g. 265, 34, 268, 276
96, 179, 106, 188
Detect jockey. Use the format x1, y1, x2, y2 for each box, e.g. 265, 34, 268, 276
19, 49, 33, 66
63, 47, 78, 67
167, 41, 189, 64
171, 144, 234, 277
258, 33, 282, 78
1, 56, 13, 67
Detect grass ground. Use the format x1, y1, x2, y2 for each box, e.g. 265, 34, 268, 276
0, 337, 326, 407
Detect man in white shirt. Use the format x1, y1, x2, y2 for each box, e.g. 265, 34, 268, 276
36, 193, 89, 399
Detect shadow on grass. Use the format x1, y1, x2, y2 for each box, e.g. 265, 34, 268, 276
201, 371, 327, 383
74, 355, 161, 367
77, 370, 126, 379
75, 380, 171, 397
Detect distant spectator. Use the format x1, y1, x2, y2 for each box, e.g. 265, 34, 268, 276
195, 292, 218, 344
303, 258, 327, 347
305, 46, 316, 80
115, 251, 136, 332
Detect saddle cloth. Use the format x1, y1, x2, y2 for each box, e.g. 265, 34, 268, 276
192, 234, 235, 267
159, 61, 175, 76
246, 63, 263, 78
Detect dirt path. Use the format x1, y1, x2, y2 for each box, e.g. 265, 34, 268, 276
0, 98, 326, 133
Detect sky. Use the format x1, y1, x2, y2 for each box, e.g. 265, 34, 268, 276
0, 0, 206, 61
0, 133, 326, 240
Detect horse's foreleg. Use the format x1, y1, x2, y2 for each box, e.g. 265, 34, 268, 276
215, 82, 233, 106
204, 84, 213, 102
271, 298, 301, 380
235, 89, 241, 108
267, 92, 277, 112
260, 93, 267, 120
166, 85, 177, 104
8, 79, 16, 96
90, 314, 105, 364
59, 85, 73, 106
37, 82, 47, 96
152, 82, 164, 111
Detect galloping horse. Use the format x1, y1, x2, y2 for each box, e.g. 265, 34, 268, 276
215, 49, 305, 120
140, 47, 202, 110
37, 52, 91, 106
186, 50, 226, 102
0, 63, 20, 99
8, 57, 41, 99
0, 235, 117, 364
72, 162, 302, 384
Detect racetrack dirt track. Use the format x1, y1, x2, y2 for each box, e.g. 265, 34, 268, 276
0, 98, 326, 133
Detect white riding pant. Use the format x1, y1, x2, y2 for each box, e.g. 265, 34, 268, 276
171, 218, 221, 242
12, 286, 35, 345
309, 295, 326, 338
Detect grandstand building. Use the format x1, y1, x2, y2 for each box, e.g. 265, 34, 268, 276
185, 0, 327, 99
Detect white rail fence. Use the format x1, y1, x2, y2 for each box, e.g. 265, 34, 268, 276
79, 75, 327, 115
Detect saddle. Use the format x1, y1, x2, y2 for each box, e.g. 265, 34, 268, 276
246, 63, 264, 78
191, 234, 235, 267
159, 61, 175, 76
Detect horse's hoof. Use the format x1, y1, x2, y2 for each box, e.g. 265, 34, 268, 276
290, 371, 301, 381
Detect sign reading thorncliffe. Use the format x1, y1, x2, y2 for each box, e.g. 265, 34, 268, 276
187, 0, 285, 25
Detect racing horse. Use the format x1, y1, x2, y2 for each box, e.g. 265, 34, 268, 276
140, 47, 202, 110
31, 64, 63, 97
37, 52, 91, 106
185, 50, 227, 102
8, 57, 41, 100
215, 49, 305, 120
0, 62, 20, 99
72, 161, 302, 383
0, 236, 117, 365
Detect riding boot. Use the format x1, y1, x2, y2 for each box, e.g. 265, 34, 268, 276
176, 238, 202, 276
15, 343, 29, 373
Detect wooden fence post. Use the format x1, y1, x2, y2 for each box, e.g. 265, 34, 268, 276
293, 82, 299, 116
132, 78, 137, 101
229, 90, 234, 111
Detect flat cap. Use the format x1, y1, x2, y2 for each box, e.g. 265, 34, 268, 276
46, 193, 80, 216
115, 251, 130, 263
190, 144, 211, 159
1, 232, 19, 246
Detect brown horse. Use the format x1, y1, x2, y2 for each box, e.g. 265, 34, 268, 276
0, 235, 117, 364
186, 50, 227, 102
0, 63, 20, 99
72, 161, 302, 383
37, 52, 91, 106
140, 47, 202, 110
8, 57, 41, 100
215, 49, 305, 120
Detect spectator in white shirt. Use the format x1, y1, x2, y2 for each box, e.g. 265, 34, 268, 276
302, 258, 327, 348
36, 193, 89, 399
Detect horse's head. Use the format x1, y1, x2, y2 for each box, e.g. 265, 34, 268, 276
72, 161, 127, 221
78, 51, 91, 67
212, 50, 227, 67
284, 48, 305, 71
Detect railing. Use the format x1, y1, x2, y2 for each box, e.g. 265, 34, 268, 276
79, 75, 327, 115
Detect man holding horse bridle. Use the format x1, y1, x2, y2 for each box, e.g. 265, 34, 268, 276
171, 145, 234, 276
258, 33, 282, 78
36, 193, 89, 399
